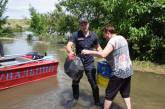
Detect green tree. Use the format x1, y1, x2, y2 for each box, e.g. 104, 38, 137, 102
60, 0, 108, 28
29, 0, 165, 63
29, 4, 78, 37
0, 0, 8, 35
29, 7, 46, 34
60, 0, 165, 63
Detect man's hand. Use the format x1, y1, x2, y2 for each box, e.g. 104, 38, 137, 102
81, 49, 90, 55
67, 52, 76, 60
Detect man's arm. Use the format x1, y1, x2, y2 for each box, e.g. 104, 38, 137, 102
65, 41, 76, 60
95, 44, 102, 52
93, 33, 102, 52
82, 43, 113, 58
66, 41, 74, 54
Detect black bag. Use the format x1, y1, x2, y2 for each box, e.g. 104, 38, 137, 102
64, 56, 84, 81
26, 52, 44, 60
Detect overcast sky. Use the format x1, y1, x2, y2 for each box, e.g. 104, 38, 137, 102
4, 0, 59, 19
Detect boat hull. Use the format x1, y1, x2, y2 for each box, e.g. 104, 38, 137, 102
0, 60, 58, 90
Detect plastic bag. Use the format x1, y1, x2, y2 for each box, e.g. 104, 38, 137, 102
64, 56, 84, 81
97, 61, 112, 78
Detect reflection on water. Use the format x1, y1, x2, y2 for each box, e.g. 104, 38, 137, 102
3, 35, 32, 56
132, 72, 165, 109
0, 34, 165, 109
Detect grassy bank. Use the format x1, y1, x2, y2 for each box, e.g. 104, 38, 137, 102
133, 61, 165, 75
94, 57, 165, 75
6, 19, 29, 29
0, 19, 29, 37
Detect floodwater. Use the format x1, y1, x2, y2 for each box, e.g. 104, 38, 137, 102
0, 33, 165, 109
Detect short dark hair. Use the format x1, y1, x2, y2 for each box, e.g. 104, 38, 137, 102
102, 24, 116, 34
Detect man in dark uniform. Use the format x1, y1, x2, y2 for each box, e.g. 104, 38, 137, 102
65, 18, 102, 107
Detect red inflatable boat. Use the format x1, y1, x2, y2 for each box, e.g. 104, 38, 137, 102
0, 53, 59, 90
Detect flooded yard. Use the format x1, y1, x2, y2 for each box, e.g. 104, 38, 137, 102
0, 33, 165, 109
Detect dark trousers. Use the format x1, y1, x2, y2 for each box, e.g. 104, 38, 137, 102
72, 64, 100, 104
105, 76, 131, 101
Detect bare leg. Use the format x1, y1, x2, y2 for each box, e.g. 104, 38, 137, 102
123, 97, 131, 109
103, 99, 112, 109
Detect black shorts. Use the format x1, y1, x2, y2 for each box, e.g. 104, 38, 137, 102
105, 76, 131, 101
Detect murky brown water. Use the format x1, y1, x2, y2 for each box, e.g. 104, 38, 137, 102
0, 33, 165, 109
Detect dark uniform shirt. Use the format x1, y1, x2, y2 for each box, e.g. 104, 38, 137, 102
69, 30, 99, 67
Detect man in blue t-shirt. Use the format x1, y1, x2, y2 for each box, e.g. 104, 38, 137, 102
65, 18, 102, 107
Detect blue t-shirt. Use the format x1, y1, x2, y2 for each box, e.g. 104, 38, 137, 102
69, 30, 99, 67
